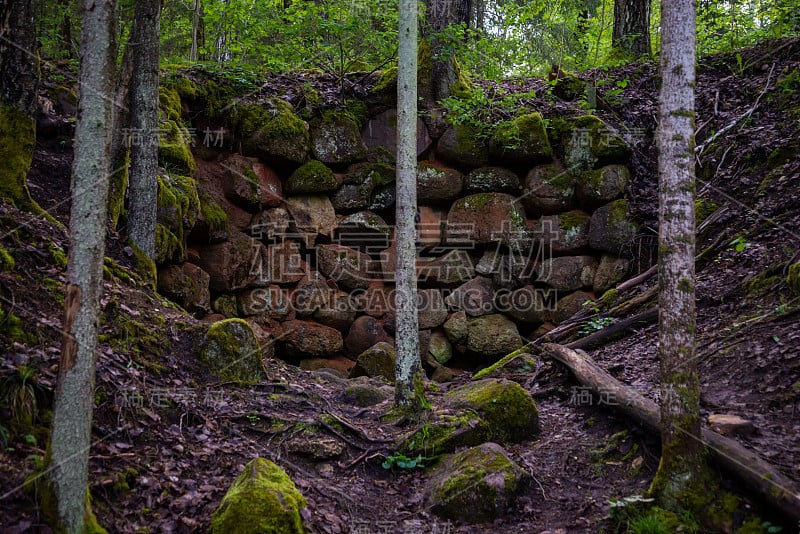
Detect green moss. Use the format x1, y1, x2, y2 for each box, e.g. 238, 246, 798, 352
199, 318, 265, 384
209, 457, 306, 534
111, 467, 139, 494
471, 345, 533, 379
47, 242, 67, 270
374, 66, 398, 94
600, 288, 618, 305
158, 119, 196, 174
126, 242, 157, 289
460, 193, 493, 210
43, 278, 65, 306
490, 112, 552, 163
159, 87, 183, 123
108, 152, 130, 230
786, 262, 800, 295
400, 413, 484, 456
694, 198, 718, 225
0, 243, 14, 271
344, 99, 369, 128
32, 459, 108, 534
744, 272, 781, 297
0, 105, 46, 215
236, 99, 310, 163
286, 160, 336, 194
198, 191, 229, 239
564, 115, 628, 171
559, 210, 590, 231
0, 300, 34, 346
155, 223, 184, 265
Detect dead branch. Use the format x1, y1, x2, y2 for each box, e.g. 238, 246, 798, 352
566, 307, 658, 350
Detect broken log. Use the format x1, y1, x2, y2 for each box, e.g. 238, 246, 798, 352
540, 343, 800, 522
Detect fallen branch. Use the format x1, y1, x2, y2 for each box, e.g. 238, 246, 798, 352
539, 343, 800, 522
566, 307, 658, 351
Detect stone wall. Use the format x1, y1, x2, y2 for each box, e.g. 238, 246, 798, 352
154, 83, 640, 379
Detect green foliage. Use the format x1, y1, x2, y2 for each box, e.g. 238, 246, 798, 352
579, 316, 614, 334
0, 366, 50, 429
440, 87, 537, 140
381, 452, 430, 470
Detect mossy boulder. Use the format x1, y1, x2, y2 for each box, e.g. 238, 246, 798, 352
593, 254, 630, 293
562, 115, 628, 172
286, 160, 337, 194
446, 193, 527, 246
349, 341, 396, 383
209, 457, 307, 534
332, 162, 396, 211
537, 255, 597, 291
551, 290, 593, 324
239, 99, 310, 166
530, 211, 591, 255
465, 166, 521, 194
588, 199, 639, 255
443, 310, 468, 347
155, 174, 200, 264
0, 105, 44, 214
489, 112, 552, 167
466, 314, 523, 359
428, 331, 453, 365
425, 442, 529, 523
417, 162, 464, 204
157, 262, 211, 314
341, 381, 391, 407
311, 111, 367, 165
159, 86, 183, 122
158, 119, 196, 174
550, 70, 586, 101
522, 163, 576, 215
575, 164, 629, 210
199, 318, 266, 384
436, 124, 490, 171
222, 155, 262, 211
445, 378, 539, 442
191, 190, 230, 244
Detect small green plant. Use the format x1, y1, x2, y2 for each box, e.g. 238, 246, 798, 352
381, 453, 429, 470
579, 316, 614, 334
727, 235, 751, 252
0, 366, 50, 427
246, 413, 260, 425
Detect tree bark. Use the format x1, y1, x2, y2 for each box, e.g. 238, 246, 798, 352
652, 0, 704, 510
127, 0, 162, 260
612, 0, 651, 58
394, 0, 424, 412
0, 0, 42, 212
47, 0, 117, 530
190, 0, 201, 62
540, 343, 800, 523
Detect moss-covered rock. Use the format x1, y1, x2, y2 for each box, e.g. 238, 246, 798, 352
159, 86, 183, 122
332, 162, 396, 211
425, 442, 528, 523
199, 318, 266, 384
436, 124, 490, 171
562, 115, 628, 172
349, 342, 396, 383
238, 99, 310, 166
464, 166, 521, 194
489, 112, 552, 167
550, 69, 586, 101
787, 262, 800, 295
522, 163, 576, 215
286, 160, 337, 194
154, 172, 199, 265
209, 457, 307, 534
575, 164, 629, 210
695, 198, 718, 225
445, 378, 539, 442
108, 155, 129, 230
158, 119, 196, 174
588, 198, 639, 255
417, 161, 464, 204
465, 314, 523, 359
341, 382, 390, 407
311, 110, 367, 165
191, 191, 230, 244
0, 105, 45, 214
428, 331, 453, 365
446, 193, 527, 246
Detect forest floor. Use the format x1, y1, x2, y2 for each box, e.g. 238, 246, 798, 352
1, 38, 799, 533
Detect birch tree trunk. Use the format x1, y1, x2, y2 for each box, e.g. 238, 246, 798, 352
394, 0, 424, 412
650, 0, 705, 510
47, 0, 117, 530
612, 0, 651, 58
127, 0, 162, 260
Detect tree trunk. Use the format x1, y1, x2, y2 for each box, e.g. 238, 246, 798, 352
47, 0, 117, 530
612, 0, 651, 58
394, 0, 424, 413
0, 0, 43, 212
540, 343, 800, 522
190, 0, 201, 62
127, 0, 162, 260
651, 0, 704, 510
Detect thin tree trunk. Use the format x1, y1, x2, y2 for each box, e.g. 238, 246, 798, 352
47, 0, 117, 530
394, 0, 424, 412
650, 0, 703, 509
127, 0, 162, 260
612, 0, 651, 58
190, 0, 200, 62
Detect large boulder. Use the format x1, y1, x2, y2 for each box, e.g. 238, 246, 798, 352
550, 290, 593, 324
536, 255, 597, 291
285, 160, 337, 194
563, 115, 628, 172
530, 211, 591, 255
445, 378, 539, 442
417, 161, 464, 204
157, 262, 211, 314
331, 162, 395, 212
252, 162, 283, 208
425, 443, 529, 523
446, 193, 527, 246
575, 164, 630, 210
427, 331, 454, 365
209, 457, 307, 534
284, 195, 337, 242
196, 229, 258, 292
349, 342, 396, 383
436, 124, 489, 170
236, 285, 293, 320
466, 314, 522, 358
361, 108, 432, 157
593, 254, 630, 293
281, 319, 343, 358
312, 290, 357, 332
465, 166, 521, 194
311, 111, 367, 165
239, 99, 310, 166
418, 289, 448, 329
335, 211, 392, 251
199, 319, 266, 384
588, 199, 639, 255
522, 163, 576, 216
344, 315, 394, 357
418, 250, 476, 286
496, 285, 553, 325
489, 112, 552, 167
291, 272, 333, 317
221, 154, 263, 211
316, 244, 375, 290
444, 276, 495, 317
